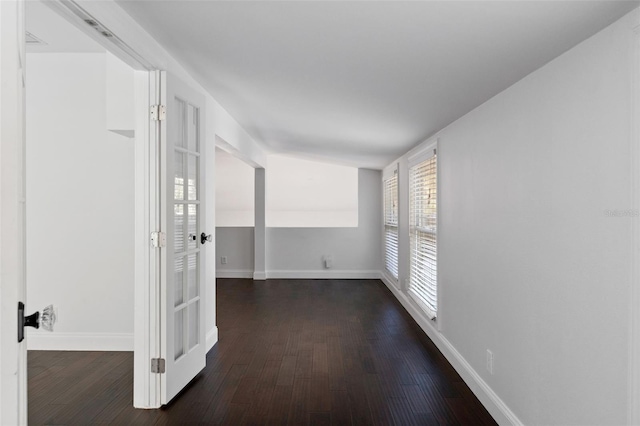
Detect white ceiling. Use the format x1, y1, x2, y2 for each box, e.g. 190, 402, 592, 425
26, 1, 104, 53
117, 1, 639, 169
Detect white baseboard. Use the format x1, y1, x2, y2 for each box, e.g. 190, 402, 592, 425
266, 270, 381, 279
206, 326, 218, 352
217, 270, 382, 280
216, 269, 253, 279
26, 332, 133, 351
379, 273, 523, 426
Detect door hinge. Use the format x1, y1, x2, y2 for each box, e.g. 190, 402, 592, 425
150, 231, 166, 248
150, 104, 166, 121
151, 358, 165, 374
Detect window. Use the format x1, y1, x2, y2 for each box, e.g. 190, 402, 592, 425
266, 155, 358, 227
409, 149, 437, 319
215, 148, 255, 227
383, 171, 399, 279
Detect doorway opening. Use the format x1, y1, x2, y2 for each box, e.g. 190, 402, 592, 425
214, 147, 256, 279
25, 1, 137, 421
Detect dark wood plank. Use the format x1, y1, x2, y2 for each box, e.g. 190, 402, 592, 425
310, 373, 331, 412
388, 397, 421, 426
276, 355, 298, 386
310, 412, 331, 426
27, 279, 496, 426
287, 377, 311, 426
330, 390, 352, 426
222, 402, 249, 425
363, 374, 395, 426
345, 375, 373, 426
295, 349, 313, 379
312, 343, 329, 374
266, 385, 293, 425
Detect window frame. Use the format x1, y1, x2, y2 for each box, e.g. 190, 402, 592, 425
407, 141, 439, 321
383, 166, 399, 281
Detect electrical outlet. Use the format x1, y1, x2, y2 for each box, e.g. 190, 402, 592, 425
486, 349, 494, 375
323, 255, 333, 269
221, 256, 228, 264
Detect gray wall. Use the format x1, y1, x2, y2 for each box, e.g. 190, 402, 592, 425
266, 168, 382, 277
215, 168, 382, 278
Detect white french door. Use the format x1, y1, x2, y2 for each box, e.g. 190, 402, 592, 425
159, 71, 207, 404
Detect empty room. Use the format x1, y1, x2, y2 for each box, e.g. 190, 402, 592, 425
2, 1, 640, 425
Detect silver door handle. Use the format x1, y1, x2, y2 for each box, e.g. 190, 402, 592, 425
200, 232, 212, 244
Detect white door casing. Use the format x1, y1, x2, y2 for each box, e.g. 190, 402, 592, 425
0, 0, 27, 424
159, 71, 207, 404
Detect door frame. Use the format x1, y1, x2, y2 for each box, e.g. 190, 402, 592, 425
0, 0, 27, 424
42, 0, 222, 409
1, 0, 220, 417
23, 0, 163, 410
630, 16, 640, 426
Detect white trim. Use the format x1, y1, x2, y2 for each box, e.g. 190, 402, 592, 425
381, 270, 400, 288
216, 269, 253, 279
379, 273, 522, 426
43, 0, 153, 71
26, 332, 133, 351
266, 270, 381, 280
0, 1, 27, 423
382, 170, 400, 281
133, 70, 160, 409
407, 288, 437, 321
629, 9, 640, 426
407, 145, 439, 325
382, 161, 399, 181
407, 138, 438, 167
206, 327, 218, 352
253, 271, 267, 280
435, 139, 443, 333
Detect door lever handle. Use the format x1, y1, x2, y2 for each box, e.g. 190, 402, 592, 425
201, 232, 212, 244
18, 302, 57, 342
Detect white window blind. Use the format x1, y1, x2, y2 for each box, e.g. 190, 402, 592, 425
383, 172, 399, 279
409, 150, 437, 319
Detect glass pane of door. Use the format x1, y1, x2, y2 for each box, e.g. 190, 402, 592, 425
173, 96, 201, 362
161, 71, 207, 404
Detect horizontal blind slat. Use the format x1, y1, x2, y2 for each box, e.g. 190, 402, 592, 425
409, 154, 437, 319
383, 174, 399, 279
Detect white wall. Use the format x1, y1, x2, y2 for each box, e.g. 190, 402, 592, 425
203, 67, 267, 346
382, 10, 638, 425
266, 155, 358, 228
215, 148, 254, 227
267, 168, 381, 278
26, 52, 135, 350
106, 53, 135, 135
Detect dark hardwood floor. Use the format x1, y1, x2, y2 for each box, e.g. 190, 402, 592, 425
28, 279, 496, 425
